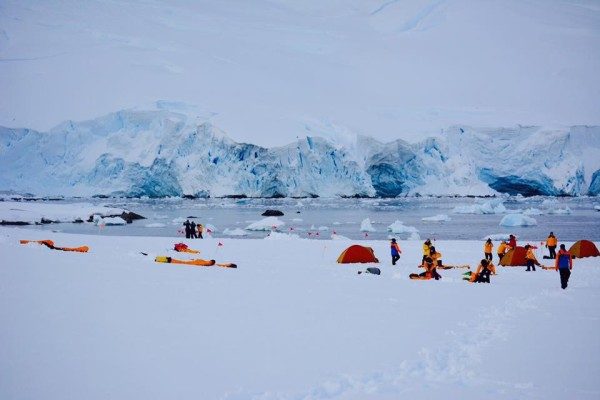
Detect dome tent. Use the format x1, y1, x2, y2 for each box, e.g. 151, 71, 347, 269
337, 245, 379, 264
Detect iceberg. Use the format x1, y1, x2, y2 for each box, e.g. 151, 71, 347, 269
360, 218, 376, 232
421, 214, 451, 222
499, 214, 538, 227
245, 217, 285, 231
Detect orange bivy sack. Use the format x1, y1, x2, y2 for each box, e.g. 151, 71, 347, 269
20, 239, 89, 253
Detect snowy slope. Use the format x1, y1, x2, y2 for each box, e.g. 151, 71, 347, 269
1, 227, 599, 399
0, 0, 599, 146
1, 109, 599, 197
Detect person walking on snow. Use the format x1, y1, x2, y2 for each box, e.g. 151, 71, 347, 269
525, 244, 541, 271
546, 232, 558, 259
390, 238, 402, 265
555, 244, 573, 289
484, 238, 493, 261
197, 223, 204, 239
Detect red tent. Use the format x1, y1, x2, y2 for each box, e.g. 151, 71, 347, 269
337, 245, 379, 263
569, 240, 600, 258
499, 246, 528, 266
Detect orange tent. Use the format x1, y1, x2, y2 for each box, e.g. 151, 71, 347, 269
499, 246, 528, 266
569, 240, 600, 258
337, 245, 379, 263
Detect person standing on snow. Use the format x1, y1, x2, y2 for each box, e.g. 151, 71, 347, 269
390, 238, 402, 265
555, 244, 573, 289
546, 232, 558, 259
484, 238, 493, 261
197, 223, 204, 239
422, 239, 432, 263
508, 234, 517, 250
190, 221, 197, 239
183, 220, 192, 239
497, 240, 508, 263
525, 244, 541, 271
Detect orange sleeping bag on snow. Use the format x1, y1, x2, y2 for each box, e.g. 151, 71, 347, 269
154, 256, 237, 268
20, 239, 89, 253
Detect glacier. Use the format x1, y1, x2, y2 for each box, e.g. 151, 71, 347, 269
1, 109, 599, 198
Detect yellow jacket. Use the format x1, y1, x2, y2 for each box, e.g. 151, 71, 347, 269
546, 236, 557, 247
526, 248, 537, 261
422, 243, 431, 256
484, 242, 493, 253
497, 242, 508, 255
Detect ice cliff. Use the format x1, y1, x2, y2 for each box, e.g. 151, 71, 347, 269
1, 110, 599, 197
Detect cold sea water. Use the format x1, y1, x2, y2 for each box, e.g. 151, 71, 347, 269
24, 196, 600, 242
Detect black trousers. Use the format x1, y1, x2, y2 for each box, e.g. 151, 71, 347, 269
392, 254, 400, 265
526, 259, 536, 271
497, 253, 504, 263
485, 252, 492, 261
548, 246, 557, 259
559, 268, 571, 289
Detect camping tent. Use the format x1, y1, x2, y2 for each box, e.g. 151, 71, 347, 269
499, 246, 528, 266
569, 240, 600, 258
337, 245, 379, 263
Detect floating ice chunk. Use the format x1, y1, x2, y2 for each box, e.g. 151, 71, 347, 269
360, 218, 376, 232
331, 233, 351, 240
145, 223, 166, 228
388, 220, 419, 234
292, 218, 303, 222
310, 224, 317, 230
452, 199, 506, 214
541, 198, 559, 207
421, 214, 451, 222
546, 206, 572, 215
523, 208, 544, 215
332, 221, 341, 225
245, 216, 285, 231
223, 228, 248, 236
483, 233, 511, 241
265, 231, 300, 240
499, 214, 537, 227
318, 226, 329, 231
595, 205, 600, 211
97, 216, 127, 226
172, 217, 187, 224
408, 231, 421, 240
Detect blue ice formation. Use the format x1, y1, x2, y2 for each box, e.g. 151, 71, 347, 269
1, 110, 599, 197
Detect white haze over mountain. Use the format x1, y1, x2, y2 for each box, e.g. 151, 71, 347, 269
1, 0, 599, 147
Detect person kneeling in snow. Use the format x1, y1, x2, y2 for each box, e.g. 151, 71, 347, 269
464, 259, 496, 283
423, 256, 442, 280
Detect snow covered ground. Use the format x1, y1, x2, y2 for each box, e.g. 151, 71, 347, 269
1, 227, 598, 400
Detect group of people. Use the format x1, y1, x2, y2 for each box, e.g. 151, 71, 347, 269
390, 231, 574, 289
183, 220, 204, 239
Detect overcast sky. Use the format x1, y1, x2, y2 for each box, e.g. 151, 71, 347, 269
1, 0, 599, 146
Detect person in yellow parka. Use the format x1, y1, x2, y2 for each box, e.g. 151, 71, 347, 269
525, 244, 541, 271
497, 240, 508, 263
546, 231, 558, 259
429, 246, 443, 268
422, 239, 432, 263
484, 238, 493, 261
464, 259, 496, 283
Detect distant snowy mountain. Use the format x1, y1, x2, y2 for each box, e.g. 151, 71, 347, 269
1, 110, 599, 197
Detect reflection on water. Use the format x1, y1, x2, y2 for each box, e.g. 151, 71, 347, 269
22, 197, 600, 242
